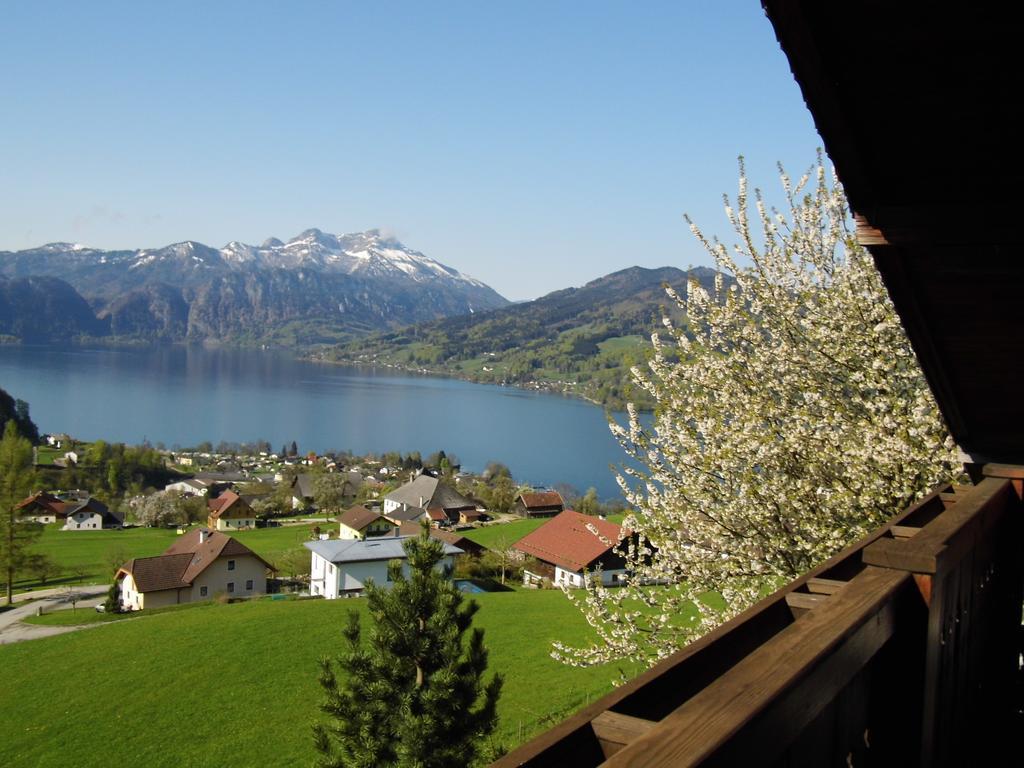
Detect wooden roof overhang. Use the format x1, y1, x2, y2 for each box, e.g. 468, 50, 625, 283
762, 0, 1024, 462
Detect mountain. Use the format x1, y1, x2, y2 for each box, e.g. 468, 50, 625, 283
0, 275, 110, 342
319, 265, 727, 409
0, 230, 508, 343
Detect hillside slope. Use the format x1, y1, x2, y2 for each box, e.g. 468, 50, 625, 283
319, 265, 724, 409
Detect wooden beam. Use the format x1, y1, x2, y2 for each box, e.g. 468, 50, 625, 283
592, 712, 656, 759
785, 592, 828, 611
806, 577, 847, 595
600, 567, 911, 767
890, 525, 922, 539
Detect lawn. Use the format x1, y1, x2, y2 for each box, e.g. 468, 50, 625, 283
17, 523, 320, 592
462, 518, 548, 549
0, 590, 635, 767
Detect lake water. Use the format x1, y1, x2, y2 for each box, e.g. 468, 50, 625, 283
0, 344, 632, 499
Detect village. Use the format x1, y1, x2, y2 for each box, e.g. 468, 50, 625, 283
7, 434, 632, 623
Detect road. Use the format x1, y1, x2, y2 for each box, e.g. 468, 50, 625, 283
0, 585, 109, 645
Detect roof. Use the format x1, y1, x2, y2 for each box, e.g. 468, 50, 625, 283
762, 2, 1024, 463
120, 528, 274, 593
384, 506, 428, 523
397, 522, 485, 553
514, 511, 624, 573
304, 535, 464, 564
64, 497, 123, 524
385, 475, 475, 512
337, 505, 390, 531
292, 473, 315, 499
16, 492, 68, 516
206, 491, 252, 520
518, 491, 564, 510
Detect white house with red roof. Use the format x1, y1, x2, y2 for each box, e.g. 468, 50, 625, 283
206, 490, 256, 531
514, 510, 628, 588
116, 528, 273, 610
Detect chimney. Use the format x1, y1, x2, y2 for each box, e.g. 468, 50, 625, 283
199, 529, 208, 544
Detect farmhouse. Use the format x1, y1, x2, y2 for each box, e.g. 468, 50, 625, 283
62, 497, 123, 530
337, 505, 397, 540
163, 478, 210, 497
514, 510, 626, 588
116, 528, 273, 610
397, 522, 486, 557
514, 490, 565, 518
383, 474, 475, 525
206, 490, 256, 531
305, 535, 463, 599
16, 491, 68, 524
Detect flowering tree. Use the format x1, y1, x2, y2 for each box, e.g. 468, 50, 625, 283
555, 156, 960, 670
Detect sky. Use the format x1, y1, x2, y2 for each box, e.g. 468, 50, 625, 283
0, 1, 823, 301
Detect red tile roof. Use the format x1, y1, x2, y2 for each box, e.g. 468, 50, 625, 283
514, 511, 623, 573
518, 491, 564, 510
15, 492, 68, 516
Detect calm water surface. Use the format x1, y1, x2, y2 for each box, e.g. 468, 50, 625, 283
0, 345, 630, 499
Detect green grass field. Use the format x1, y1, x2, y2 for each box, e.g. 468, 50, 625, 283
0, 590, 636, 767
462, 518, 548, 549
17, 524, 319, 592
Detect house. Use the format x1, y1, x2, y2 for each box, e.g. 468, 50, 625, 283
382, 505, 431, 526
383, 474, 476, 526
337, 505, 398, 540
514, 510, 626, 588
163, 478, 210, 497
289, 473, 316, 509
514, 490, 565, 518
206, 490, 256, 531
397, 522, 486, 557
116, 528, 272, 610
62, 497, 123, 530
305, 535, 463, 599
15, 491, 68, 524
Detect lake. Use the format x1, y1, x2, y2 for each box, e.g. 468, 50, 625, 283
0, 344, 634, 499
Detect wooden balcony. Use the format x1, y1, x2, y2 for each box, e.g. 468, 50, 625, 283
492, 468, 1023, 767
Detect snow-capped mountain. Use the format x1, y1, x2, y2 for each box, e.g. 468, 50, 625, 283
0, 230, 508, 344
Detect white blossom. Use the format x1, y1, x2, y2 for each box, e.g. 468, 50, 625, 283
554, 155, 960, 672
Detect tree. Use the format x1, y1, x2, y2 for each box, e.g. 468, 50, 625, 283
313, 524, 502, 768
134, 492, 184, 528
555, 157, 960, 670
313, 473, 349, 517
575, 487, 600, 516
27, 553, 57, 586
0, 421, 39, 604
481, 535, 524, 585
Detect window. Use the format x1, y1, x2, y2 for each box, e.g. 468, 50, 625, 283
200, 586, 208, 597
246, 579, 253, 590
227, 582, 234, 593
227, 560, 235, 571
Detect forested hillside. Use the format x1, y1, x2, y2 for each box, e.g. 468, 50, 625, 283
319, 265, 725, 410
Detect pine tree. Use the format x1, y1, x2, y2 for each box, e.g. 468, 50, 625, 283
0, 421, 39, 605
313, 524, 503, 768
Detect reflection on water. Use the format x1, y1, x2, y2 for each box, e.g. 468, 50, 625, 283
0, 344, 630, 498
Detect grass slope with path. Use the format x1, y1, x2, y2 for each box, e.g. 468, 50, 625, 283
0, 590, 636, 767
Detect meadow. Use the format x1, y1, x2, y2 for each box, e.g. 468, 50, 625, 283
0, 590, 635, 767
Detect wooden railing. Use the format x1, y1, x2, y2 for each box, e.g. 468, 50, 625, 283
493, 467, 1023, 767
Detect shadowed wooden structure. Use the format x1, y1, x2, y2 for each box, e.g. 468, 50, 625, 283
491, 3, 1024, 765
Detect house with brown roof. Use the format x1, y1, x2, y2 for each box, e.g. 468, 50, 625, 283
514, 490, 565, 519
116, 528, 273, 611
15, 491, 69, 524
396, 522, 487, 557
206, 490, 256, 531
337, 505, 397, 540
514, 510, 627, 588
383, 474, 476, 526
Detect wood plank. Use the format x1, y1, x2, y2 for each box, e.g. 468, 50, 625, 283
592, 712, 656, 758
599, 567, 911, 768
939, 493, 958, 504
806, 577, 847, 595
785, 592, 828, 611
863, 478, 1012, 575
890, 525, 921, 539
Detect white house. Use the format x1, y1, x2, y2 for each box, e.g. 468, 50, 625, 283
116, 528, 273, 611
382, 475, 475, 525
164, 478, 210, 497
337, 505, 398, 540
305, 536, 463, 599
61, 498, 123, 531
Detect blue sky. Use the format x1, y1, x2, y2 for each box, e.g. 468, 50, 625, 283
0, 1, 822, 300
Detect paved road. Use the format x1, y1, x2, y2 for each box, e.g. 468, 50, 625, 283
0, 585, 109, 645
